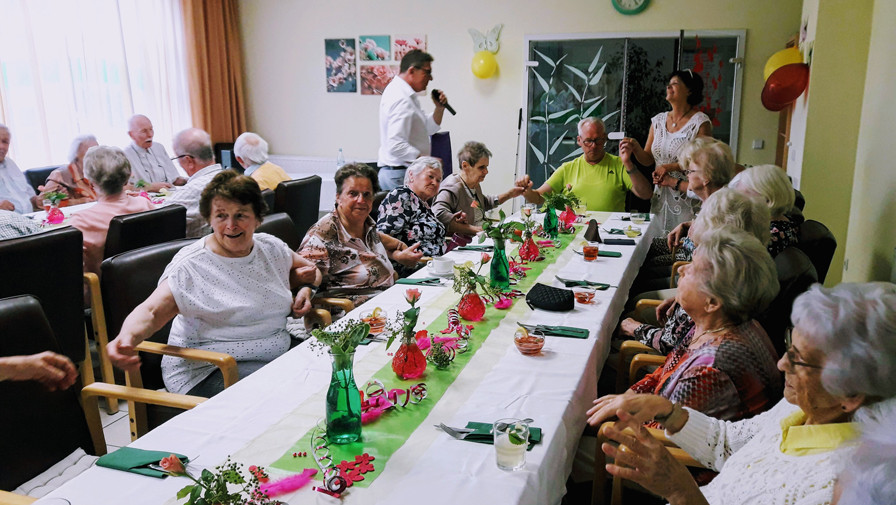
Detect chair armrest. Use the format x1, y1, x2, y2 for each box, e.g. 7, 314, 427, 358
629, 354, 667, 386
670, 260, 690, 288
0, 491, 36, 505
135, 341, 239, 388
312, 296, 354, 313
615, 340, 661, 393
305, 308, 332, 329
81, 382, 205, 456
634, 299, 662, 311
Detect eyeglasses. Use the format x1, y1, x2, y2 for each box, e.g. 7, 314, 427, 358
171, 154, 193, 161
414, 66, 432, 76
784, 328, 823, 369
580, 137, 607, 146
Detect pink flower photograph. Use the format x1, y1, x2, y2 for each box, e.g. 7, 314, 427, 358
392, 34, 427, 62
325, 38, 357, 93
360, 64, 399, 95
359, 35, 390, 61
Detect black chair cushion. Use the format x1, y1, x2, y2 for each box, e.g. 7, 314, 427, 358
757, 246, 818, 358
261, 189, 275, 216
796, 220, 836, 284
0, 227, 85, 362
256, 212, 301, 251
274, 176, 322, 243
0, 295, 94, 491
104, 204, 187, 259
23, 166, 61, 195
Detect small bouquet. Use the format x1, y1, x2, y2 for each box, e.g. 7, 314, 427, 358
161, 455, 280, 505
542, 184, 581, 212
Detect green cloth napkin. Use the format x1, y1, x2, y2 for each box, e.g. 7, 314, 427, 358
606, 228, 625, 234
536, 325, 590, 338
462, 422, 543, 451
96, 447, 188, 478
396, 277, 441, 285
598, 250, 622, 258
559, 280, 611, 289
456, 245, 493, 252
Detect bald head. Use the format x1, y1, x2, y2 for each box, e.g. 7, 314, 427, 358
127, 114, 154, 149
0, 123, 10, 163
172, 128, 215, 175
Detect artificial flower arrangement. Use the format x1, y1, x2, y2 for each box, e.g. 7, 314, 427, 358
42, 191, 69, 205
518, 205, 541, 261
386, 289, 427, 379
161, 455, 292, 505
479, 209, 526, 290
542, 184, 582, 234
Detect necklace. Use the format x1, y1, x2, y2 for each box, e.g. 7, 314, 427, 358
669, 106, 693, 128
690, 323, 734, 347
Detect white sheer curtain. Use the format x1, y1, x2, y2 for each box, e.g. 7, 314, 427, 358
0, 0, 191, 170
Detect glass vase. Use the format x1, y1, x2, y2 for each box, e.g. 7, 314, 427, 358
519, 235, 540, 261
489, 240, 511, 291
392, 340, 427, 379
458, 290, 486, 321
559, 205, 578, 227
46, 205, 65, 225
326, 351, 362, 444
543, 206, 559, 239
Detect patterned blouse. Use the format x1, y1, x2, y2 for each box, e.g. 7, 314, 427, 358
376, 186, 446, 273
768, 217, 801, 257
631, 319, 781, 423
299, 211, 395, 306
634, 303, 695, 355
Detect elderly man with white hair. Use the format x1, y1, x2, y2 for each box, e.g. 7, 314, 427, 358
233, 132, 290, 191
516, 117, 652, 212
163, 128, 223, 237
123, 114, 187, 191
38, 134, 99, 205
0, 123, 39, 213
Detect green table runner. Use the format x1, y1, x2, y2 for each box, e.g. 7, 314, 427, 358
268, 231, 578, 486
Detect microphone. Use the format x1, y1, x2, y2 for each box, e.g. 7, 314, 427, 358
431, 89, 456, 115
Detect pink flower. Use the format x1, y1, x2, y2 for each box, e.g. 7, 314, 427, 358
481, 253, 491, 264
494, 297, 513, 310
159, 454, 185, 475
521, 206, 532, 217
405, 288, 422, 305
470, 200, 479, 208
566, 183, 573, 191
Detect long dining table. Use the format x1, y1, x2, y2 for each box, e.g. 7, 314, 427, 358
38, 211, 658, 505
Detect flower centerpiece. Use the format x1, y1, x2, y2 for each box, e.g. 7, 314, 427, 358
479, 209, 525, 290
386, 289, 427, 380
42, 191, 69, 224
453, 254, 497, 321
161, 455, 280, 505
518, 205, 540, 261
311, 319, 370, 444
542, 184, 582, 236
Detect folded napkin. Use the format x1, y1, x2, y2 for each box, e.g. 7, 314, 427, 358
521, 324, 589, 339
96, 447, 188, 478
396, 277, 441, 286
603, 238, 636, 246
605, 228, 626, 235
456, 245, 494, 252
558, 279, 611, 289
462, 422, 543, 451
598, 250, 622, 258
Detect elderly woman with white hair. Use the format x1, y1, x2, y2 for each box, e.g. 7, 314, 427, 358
233, 131, 291, 191
376, 156, 448, 274
70, 145, 155, 275
38, 134, 99, 205
730, 164, 801, 256
596, 282, 896, 505
591, 226, 781, 427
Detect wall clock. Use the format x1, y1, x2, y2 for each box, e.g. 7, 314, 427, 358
612, 0, 650, 15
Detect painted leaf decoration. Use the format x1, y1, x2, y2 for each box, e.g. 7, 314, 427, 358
561, 147, 584, 161
564, 64, 587, 82
548, 107, 574, 120
548, 133, 567, 155
534, 49, 555, 68
589, 63, 607, 86
529, 142, 545, 164
588, 46, 603, 73
564, 82, 581, 101
602, 110, 620, 123
583, 98, 604, 118
583, 96, 602, 104
531, 69, 549, 93
564, 113, 580, 125
530, 116, 546, 122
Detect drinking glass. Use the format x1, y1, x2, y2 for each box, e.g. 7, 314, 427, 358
629, 212, 647, 225
494, 418, 529, 471
582, 242, 600, 262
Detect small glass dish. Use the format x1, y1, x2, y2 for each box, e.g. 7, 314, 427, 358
514, 328, 545, 355
623, 226, 642, 238
572, 287, 596, 304
361, 309, 387, 334
629, 212, 647, 225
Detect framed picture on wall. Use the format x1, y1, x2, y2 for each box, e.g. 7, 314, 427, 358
359, 35, 390, 61
325, 38, 357, 93
360, 64, 399, 95
392, 35, 427, 62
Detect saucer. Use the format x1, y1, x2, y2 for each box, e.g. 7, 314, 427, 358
430, 268, 456, 278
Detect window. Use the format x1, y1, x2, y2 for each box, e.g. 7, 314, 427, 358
0, 0, 191, 169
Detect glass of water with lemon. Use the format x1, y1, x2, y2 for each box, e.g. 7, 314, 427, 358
494, 418, 529, 471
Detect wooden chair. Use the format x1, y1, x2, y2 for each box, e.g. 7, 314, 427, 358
614, 300, 664, 393
274, 176, 322, 242
103, 204, 187, 259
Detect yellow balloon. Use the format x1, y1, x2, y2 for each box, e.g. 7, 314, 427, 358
763, 47, 802, 82
471, 50, 497, 79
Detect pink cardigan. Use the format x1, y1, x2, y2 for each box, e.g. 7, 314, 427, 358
70, 194, 155, 275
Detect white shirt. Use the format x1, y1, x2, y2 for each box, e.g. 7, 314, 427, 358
163, 164, 223, 237
160, 233, 294, 394
377, 76, 440, 167
0, 157, 35, 213
124, 142, 182, 184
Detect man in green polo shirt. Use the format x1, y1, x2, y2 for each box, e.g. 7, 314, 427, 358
517, 117, 652, 211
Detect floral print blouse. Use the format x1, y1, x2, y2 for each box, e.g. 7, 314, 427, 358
768, 217, 801, 257
299, 211, 395, 306
376, 185, 447, 263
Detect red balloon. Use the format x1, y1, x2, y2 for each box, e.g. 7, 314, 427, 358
762, 63, 810, 111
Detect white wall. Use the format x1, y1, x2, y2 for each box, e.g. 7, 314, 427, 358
238, 0, 800, 200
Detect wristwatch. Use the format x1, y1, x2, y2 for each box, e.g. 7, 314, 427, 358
298, 284, 319, 295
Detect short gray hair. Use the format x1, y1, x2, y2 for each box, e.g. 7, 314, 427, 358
404, 156, 442, 185
729, 164, 795, 217
68, 134, 98, 164
173, 128, 214, 163
457, 141, 492, 168
577, 117, 606, 136
837, 398, 896, 505
678, 137, 735, 189
233, 132, 269, 166
0, 123, 9, 134
693, 226, 779, 323
792, 282, 896, 399
83, 145, 132, 195
690, 187, 771, 247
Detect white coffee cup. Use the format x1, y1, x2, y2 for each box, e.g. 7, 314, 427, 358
429, 256, 455, 275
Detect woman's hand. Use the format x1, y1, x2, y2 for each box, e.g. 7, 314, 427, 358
620, 137, 644, 157
620, 318, 642, 338
107, 334, 142, 372
666, 221, 691, 251
602, 411, 705, 504
292, 287, 314, 317
0, 352, 79, 391
656, 297, 677, 325
589, 393, 678, 428
392, 242, 424, 267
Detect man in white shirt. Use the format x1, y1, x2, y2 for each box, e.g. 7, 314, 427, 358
124, 114, 187, 191
0, 124, 39, 213
377, 50, 448, 191
164, 128, 223, 237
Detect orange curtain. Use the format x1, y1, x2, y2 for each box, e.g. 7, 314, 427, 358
180, 0, 247, 143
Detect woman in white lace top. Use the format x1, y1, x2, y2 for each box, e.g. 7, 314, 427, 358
593, 282, 896, 505
621, 69, 712, 234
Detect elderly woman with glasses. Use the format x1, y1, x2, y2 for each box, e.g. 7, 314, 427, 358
595, 282, 896, 505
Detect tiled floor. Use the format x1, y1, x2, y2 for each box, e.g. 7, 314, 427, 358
98, 403, 131, 453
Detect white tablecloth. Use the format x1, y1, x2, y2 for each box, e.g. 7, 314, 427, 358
40, 212, 658, 505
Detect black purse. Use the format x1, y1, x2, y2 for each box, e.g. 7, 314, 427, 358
526, 283, 574, 311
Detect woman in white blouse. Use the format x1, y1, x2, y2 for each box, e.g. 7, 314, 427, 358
593, 282, 896, 505
106, 171, 322, 396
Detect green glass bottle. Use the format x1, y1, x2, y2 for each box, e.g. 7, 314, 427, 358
326, 351, 362, 444
490, 239, 511, 290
